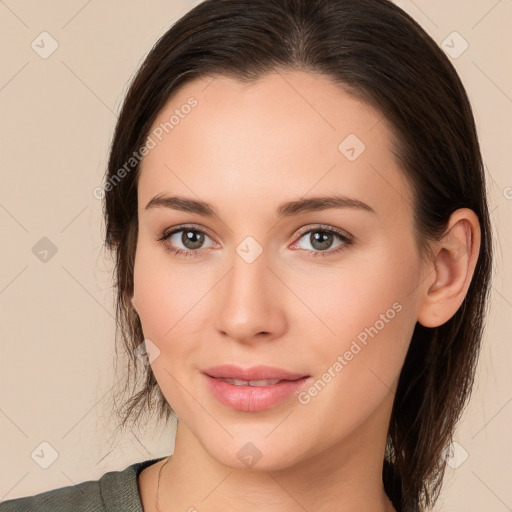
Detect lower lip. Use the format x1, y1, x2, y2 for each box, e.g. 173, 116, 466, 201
203, 374, 310, 412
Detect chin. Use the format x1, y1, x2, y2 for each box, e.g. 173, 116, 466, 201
195, 428, 305, 473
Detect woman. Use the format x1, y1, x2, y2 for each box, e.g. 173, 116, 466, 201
0, 0, 492, 511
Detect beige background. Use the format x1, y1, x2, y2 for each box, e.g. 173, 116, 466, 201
1, 1, 511, 510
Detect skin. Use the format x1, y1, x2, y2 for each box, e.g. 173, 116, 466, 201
131, 70, 481, 512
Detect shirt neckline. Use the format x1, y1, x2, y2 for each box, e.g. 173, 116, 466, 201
99, 456, 169, 511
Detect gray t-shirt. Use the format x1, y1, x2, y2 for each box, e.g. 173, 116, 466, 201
0, 457, 167, 512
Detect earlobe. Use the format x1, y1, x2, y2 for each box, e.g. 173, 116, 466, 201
417, 208, 480, 328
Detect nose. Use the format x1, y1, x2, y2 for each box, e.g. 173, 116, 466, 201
214, 243, 287, 344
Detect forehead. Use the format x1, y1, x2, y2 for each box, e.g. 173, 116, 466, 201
137, 70, 414, 222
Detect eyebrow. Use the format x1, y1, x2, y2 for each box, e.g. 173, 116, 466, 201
145, 193, 376, 217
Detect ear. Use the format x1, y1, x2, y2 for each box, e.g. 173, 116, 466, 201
417, 208, 481, 328
131, 294, 137, 312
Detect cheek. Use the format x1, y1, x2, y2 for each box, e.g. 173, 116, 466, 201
301, 305, 415, 447
290, 241, 417, 344
132, 238, 211, 341
132, 242, 207, 413
293, 245, 419, 431
132, 238, 222, 402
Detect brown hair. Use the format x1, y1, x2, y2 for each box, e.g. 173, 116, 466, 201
102, 1, 493, 510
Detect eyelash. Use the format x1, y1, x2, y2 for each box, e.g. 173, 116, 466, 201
157, 224, 354, 259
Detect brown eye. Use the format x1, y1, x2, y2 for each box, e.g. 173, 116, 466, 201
292, 225, 353, 258
177, 229, 206, 250
158, 226, 215, 257
307, 231, 336, 251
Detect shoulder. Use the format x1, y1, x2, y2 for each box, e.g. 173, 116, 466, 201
0, 457, 167, 512
0, 477, 104, 512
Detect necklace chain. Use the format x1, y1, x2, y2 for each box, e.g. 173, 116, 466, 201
155, 456, 172, 512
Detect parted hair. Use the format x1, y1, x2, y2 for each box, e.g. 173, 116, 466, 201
102, 1, 493, 510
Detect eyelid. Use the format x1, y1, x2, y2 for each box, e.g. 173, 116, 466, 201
159, 223, 351, 242
158, 223, 354, 257
289, 223, 353, 253
156, 224, 218, 256
159, 223, 216, 242
293, 223, 352, 240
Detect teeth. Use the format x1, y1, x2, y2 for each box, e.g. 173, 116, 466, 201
219, 378, 281, 386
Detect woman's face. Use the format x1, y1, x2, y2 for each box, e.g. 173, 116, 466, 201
132, 70, 428, 470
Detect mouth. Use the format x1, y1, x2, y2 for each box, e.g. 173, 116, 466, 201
212, 377, 294, 386
201, 364, 311, 412
202, 363, 308, 382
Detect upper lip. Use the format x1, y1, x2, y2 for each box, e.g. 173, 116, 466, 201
202, 364, 308, 381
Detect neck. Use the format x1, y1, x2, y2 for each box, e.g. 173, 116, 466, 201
155, 418, 396, 512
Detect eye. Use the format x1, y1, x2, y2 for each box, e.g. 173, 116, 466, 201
157, 223, 353, 259
291, 225, 353, 257
157, 225, 216, 257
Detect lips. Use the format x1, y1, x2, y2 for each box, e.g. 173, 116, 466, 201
202, 364, 311, 412
217, 378, 282, 386
202, 364, 307, 382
